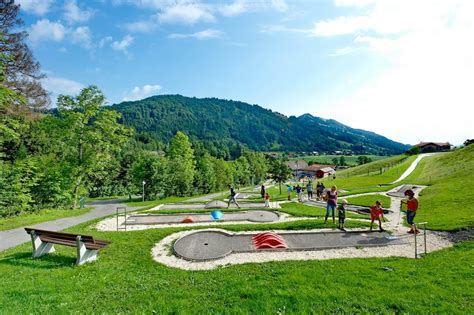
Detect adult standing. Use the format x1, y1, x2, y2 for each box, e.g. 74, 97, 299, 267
260, 185, 266, 199
287, 184, 293, 201
227, 186, 241, 209
401, 189, 419, 234
324, 185, 338, 224
318, 182, 326, 201
306, 181, 313, 200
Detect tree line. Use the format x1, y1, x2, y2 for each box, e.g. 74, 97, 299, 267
0, 1, 289, 218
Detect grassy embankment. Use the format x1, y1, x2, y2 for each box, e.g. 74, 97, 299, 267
398, 146, 474, 231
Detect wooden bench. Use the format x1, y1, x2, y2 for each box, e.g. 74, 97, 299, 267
24, 228, 112, 265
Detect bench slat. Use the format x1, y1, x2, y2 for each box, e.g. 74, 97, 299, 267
25, 228, 95, 243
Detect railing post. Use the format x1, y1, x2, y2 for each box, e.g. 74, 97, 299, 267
414, 223, 417, 259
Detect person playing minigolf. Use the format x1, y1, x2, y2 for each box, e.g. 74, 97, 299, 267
324, 185, 338, 224
401, 189, 419, 234
370, 200, 385, 232
227, 186, 241, 209
260, 184, 266, 199
337, 199, 347, 231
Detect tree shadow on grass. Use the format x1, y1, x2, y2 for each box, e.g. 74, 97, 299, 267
0, 251, 76, 269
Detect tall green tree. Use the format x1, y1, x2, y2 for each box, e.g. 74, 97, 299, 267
0, 2, 49, 110
268, 158, 292, 194
56, 85, 132, 207
165, 131, 196, 196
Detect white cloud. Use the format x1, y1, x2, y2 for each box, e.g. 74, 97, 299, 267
111, 35, 134, 53
220, 0, 288, 16
158, 2, 215, 25
63, 0, 94, 23
315, 0, 474, 145
124, 19, 158, 32
41, 76, 85, 104
329, 46, 353, 56
122, 84, 162, 102
71, 26, 92, 48
99, 36, 113, 48
334, 0, 376, 7
17, 0, 54, 16
28, 19, 68, 42
169, 29, 223, 40
28, 19, 94, 49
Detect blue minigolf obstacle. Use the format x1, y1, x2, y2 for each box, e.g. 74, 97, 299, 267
211, 210, 223, 220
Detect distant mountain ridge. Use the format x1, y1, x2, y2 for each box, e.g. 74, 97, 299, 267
111, 95, 409, 155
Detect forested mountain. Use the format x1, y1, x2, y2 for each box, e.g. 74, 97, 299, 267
112, 95, 409, 157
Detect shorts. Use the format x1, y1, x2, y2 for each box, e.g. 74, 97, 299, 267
406, 210, 416, 225
338, 215, 345, 224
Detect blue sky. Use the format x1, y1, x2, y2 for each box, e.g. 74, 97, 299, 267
17, 0, 474, 145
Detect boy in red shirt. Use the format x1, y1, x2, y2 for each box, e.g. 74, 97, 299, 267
370, 200, 385, 232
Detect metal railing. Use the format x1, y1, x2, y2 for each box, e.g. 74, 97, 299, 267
116, 207, 127, 232
413, 222, 428, 258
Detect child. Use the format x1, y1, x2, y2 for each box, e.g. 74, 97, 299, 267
264, 192, 270, 208
401, 189, 419, 234
370, 200, 385, 232
287, 184, 293, 201
337, 199, 347, 231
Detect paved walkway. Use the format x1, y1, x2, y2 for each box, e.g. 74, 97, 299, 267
391, 153, 436, 184
0, 200, 139, 252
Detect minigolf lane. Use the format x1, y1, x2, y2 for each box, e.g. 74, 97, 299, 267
173, 230, 407, 261
126, 210, 279, 225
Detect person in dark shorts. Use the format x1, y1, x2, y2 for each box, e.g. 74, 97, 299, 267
337, 199, 347, 231
401, 189, 419, 234
316, 182, 321, 199
227, 186, 240, 209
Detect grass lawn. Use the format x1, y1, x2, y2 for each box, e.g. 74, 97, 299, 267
125, 195, 198, 207
398, 146, 474, 231
0, 207, 93, 231
320, 155, 417, 193
279, 202, 369, 219
345, 195, 392, 208
290, 154, 387, 166
0, 219, 471, 313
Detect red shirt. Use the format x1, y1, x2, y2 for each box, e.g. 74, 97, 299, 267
407, 198, 418, 212
370, 206, 383, 217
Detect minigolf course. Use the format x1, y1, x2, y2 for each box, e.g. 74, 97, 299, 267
125, 210, 279, 225
173, 230, 407, 261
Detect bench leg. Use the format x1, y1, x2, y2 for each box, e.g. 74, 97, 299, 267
30, 233, 55, 258
76, 240, 98, 265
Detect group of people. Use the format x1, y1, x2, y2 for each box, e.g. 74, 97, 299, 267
229, 184, 420, 234
286, 181, 327, 202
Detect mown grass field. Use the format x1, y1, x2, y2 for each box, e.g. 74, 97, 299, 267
0, 207, 93, 231
398, 146, 474, 231
290, 154, 387, 166
0, 219, 471, 313
345, 195, 392, 208
321, 155, 416, 193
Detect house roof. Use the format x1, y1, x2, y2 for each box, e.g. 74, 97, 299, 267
286, 160, 308, 170
319, 167, 336, 173
302, 164, 336, 172
414, 142, 450, 148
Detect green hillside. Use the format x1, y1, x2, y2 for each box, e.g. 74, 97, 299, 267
111, 95, 409, 157
401, 145, 474, 230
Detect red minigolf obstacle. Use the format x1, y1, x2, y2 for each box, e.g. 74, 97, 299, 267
252, 232, 288, 249
181, 216, 194, 223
